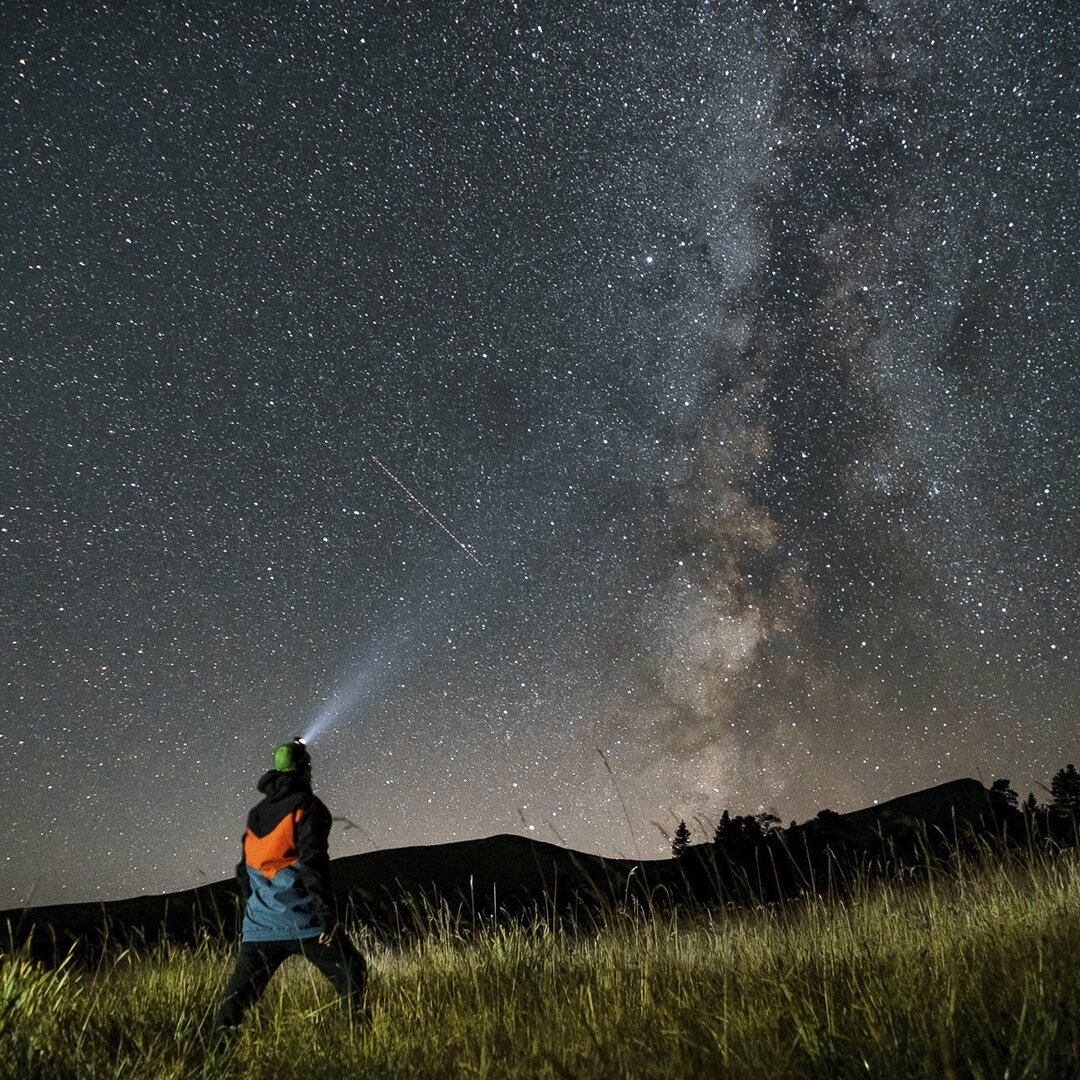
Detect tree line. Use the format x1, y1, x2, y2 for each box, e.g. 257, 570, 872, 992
670, 763, 1080, 859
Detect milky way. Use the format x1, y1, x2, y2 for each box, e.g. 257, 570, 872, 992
3, 2, 1076, 905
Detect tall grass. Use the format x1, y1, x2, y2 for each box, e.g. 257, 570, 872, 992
3, 844, 1079, 1078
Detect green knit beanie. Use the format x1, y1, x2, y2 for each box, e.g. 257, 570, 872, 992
273, 737, 311, 773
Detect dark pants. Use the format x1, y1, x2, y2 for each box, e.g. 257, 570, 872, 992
214, 936, 367, 1029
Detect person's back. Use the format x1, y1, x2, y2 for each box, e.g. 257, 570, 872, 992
214, 738, 366, 1033
241, 763, 332, 941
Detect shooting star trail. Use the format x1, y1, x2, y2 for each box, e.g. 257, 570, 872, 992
372, 456, 484, 567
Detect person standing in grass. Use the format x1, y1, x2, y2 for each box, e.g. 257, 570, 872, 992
213, 737, 367, 1032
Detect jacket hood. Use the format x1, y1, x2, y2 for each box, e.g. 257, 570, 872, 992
256, 769, 313, 799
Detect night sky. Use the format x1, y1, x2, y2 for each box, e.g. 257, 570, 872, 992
3, 1, 1077, 907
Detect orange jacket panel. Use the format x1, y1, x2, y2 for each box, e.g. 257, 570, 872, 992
245, 808, 305, 880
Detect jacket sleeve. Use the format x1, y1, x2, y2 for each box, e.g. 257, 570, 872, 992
294, 797, 335, 923
235, 833, 251, 904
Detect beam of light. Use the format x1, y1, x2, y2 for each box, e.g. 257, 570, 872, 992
302, 640, 404, 746
372, 455, 484, 566
305, 460, 510, 748
302, 667, 371, 746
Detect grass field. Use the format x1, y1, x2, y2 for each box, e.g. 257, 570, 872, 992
3, 844, 1079, 1079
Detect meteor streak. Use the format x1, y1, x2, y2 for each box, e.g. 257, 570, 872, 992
372, 456, 484, 566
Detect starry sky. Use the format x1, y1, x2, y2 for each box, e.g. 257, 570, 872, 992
3, 1, 1077, 906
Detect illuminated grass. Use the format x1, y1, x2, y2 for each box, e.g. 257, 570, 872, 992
3, 847, 1079, 1078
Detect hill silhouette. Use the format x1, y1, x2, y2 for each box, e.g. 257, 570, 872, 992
2, 835, 642, 963
0, 776, 1048, 963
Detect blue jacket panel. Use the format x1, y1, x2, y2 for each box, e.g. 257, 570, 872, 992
242, 864, 326, 941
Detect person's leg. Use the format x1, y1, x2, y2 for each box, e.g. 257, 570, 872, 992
213, 940, 290, 1030
301, 936, 368, 1018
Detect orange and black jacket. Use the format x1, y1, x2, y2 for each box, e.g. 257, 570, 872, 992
236, 769, 335, 941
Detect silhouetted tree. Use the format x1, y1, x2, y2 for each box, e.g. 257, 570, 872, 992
989, 778, 1019, 810
982, 778, 1023, 841
713, 810, 780, 878
1049, 765, 1080, 842
672, 820, 691, 859
1019, 790, 1048, 840
1050, 764, 1080, 819
713, 811, 785, 843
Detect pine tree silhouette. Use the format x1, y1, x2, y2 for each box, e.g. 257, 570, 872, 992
672, 820, 691, 859
1050, 764, 1080, 827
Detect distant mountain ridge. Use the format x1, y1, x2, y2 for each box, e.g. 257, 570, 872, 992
800, 777, 991, 844
1, 777, 1010, 962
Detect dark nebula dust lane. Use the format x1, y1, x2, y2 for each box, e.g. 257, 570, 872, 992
2, 1, 1076, 905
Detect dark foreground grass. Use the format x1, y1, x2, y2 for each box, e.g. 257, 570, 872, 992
3, 846, 1080, 1079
